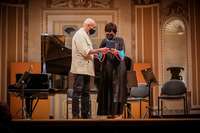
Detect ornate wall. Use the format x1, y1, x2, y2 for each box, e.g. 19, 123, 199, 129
28, 0, 132, 62
1, 0, 200, 115
189, 0, 200, 110
133, 0, 200, 113
134, 2, 159, 107
0, 3, 25, 102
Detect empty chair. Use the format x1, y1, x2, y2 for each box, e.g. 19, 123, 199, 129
125, 83, 149, 118
158, 79, 188, 116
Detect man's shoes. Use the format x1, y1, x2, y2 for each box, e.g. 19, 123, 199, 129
72, 114, 80, 119
82, 114, 93, 119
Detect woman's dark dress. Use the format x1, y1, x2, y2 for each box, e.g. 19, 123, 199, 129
97, 37, 127, 115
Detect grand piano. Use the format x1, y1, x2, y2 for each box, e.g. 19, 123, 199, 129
8, 34, 132, 119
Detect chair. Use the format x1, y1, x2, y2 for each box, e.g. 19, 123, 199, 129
125, 83, 149, 119
158, 79, 188, 116
66, 89, 91, 119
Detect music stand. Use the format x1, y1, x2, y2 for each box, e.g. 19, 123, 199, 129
124, 70, 138, 118
14, 65, 33, 89
141, 68, 163, 119
12, 65, 33, 119
127, 70, 138, 89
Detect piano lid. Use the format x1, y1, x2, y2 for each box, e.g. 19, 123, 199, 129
41, 34, 72, 75
41, 34, 65, 44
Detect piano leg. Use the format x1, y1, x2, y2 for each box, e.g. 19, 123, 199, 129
25, 96, 40, 119
25, 97, 33, 118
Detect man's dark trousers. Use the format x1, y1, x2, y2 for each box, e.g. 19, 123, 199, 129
72, 74, 90, 117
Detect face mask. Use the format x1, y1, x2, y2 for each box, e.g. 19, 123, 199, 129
89, 26, 96, 35
106, 34, 114, 40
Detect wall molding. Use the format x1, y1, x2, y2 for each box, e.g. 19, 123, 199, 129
41, 8, 119, 34
193, 0, 198, 106
161, 2, 188, 24
0, 3, 24, 102
0, 3, 2, 101
135, 3, 159, 107
49, 0, 111, 8
160, 15, 189, 86
188, 0, 200, 108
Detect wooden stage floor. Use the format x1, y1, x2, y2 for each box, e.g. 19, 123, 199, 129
10, 118, 200, 133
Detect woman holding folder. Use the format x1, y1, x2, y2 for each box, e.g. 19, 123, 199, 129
97, 22, 127, 119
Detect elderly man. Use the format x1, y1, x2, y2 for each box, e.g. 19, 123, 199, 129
70, 18, 109, 119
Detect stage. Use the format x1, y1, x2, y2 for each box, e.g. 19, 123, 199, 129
9, 118, 200, 133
